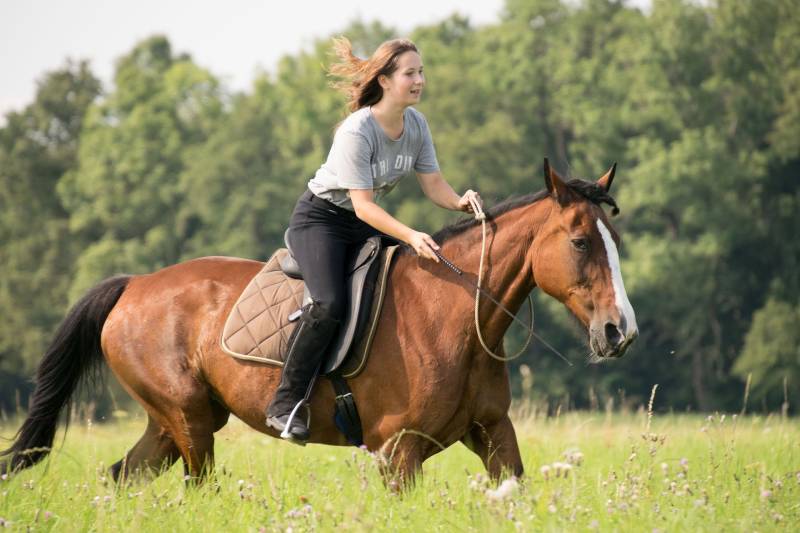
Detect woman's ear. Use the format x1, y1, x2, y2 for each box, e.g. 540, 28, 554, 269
377, 74, 390, 90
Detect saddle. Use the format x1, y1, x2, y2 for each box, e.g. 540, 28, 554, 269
220, 230, 399, 378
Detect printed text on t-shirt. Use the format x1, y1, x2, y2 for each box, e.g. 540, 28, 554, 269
372, 155, 414, 177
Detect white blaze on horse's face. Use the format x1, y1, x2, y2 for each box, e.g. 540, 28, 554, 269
596, 219, 638, 342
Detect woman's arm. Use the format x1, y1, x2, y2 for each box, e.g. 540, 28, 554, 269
350, 189, 440, 262
417, 171, 483, 213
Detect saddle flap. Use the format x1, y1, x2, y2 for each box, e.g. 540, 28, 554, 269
347, 238, 379, 274
323, 239, 398, 375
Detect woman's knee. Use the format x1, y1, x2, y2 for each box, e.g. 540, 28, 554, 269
307, 298, 346, 323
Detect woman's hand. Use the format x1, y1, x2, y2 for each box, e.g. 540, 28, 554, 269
457, 189, 483, 213
407, 231, 440, 262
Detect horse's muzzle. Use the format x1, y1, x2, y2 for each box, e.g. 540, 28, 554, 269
589, 321, 638, 360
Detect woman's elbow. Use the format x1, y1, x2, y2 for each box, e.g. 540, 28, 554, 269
351, 201, 369, 222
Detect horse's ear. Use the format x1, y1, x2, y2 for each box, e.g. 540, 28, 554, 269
597, 162, 617, 192
543, 158, 570, 203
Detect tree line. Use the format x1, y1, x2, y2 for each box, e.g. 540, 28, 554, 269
1, 0, 798, 415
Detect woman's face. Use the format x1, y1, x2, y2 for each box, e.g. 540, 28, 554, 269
380, 51, 425, 107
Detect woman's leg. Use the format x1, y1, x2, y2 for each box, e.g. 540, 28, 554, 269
265, 195, 353, 442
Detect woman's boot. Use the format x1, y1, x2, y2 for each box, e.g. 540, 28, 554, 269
265, 303, 339, 442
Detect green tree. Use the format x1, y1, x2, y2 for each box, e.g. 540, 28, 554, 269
0, 61, 101, 408
57, 36, 224, 300
733, 297, 800, 409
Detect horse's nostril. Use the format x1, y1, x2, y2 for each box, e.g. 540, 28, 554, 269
604, 322, 623, 347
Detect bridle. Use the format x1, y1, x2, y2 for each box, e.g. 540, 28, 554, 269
434, 197, 572, 366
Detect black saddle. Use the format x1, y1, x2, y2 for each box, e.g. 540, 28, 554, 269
278, 229, 393, 375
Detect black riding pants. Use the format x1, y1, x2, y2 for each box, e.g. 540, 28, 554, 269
288, 189, 381, 321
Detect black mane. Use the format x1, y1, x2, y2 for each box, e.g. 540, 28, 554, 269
432, 178, 620, 244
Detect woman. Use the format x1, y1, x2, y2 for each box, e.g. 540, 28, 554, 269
266, 37, 482, 442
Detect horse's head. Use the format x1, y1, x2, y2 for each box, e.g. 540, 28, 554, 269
530, 159, 638, 360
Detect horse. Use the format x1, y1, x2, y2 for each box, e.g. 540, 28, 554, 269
1, 160, 638, 485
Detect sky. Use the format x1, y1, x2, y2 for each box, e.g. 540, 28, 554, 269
0, 0, 505, 119
1, 0, 651, 121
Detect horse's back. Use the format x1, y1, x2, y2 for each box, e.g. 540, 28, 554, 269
137, 255, 264, 286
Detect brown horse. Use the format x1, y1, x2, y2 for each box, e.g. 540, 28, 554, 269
1, 161, 637, 484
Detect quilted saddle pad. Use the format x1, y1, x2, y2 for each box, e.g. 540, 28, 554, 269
221, 245, 399, 377
220, 249, 304, 366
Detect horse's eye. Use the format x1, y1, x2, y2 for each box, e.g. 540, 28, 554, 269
571, 238, 589, 252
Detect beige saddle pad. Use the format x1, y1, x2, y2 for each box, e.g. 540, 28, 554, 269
220, 249, 304, 366
221, 245, 399, 377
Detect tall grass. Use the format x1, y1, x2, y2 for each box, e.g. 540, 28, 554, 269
1, 407, 798, 531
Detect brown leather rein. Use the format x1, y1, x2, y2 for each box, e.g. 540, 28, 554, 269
434, 198, 572, 366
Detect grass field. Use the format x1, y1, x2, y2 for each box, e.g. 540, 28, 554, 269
1, 405, 798, 532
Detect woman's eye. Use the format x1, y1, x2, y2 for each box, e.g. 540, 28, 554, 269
571, 238, 588, 252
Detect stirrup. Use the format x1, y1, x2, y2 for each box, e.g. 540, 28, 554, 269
280, 399, 311, 443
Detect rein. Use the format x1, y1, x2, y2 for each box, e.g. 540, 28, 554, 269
435, 198, 573, 366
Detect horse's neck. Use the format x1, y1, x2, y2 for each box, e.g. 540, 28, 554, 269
404, 200, 551, 353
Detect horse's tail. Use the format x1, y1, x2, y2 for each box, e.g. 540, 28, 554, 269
0, 275, 131, 475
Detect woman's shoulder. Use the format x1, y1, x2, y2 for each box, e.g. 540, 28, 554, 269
405, 107, 431, 130
338, 107, 373, 134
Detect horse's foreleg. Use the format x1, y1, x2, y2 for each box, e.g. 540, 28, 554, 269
110, 415, 181, 482
463, 415, 523, 479
378, 433, 424, 492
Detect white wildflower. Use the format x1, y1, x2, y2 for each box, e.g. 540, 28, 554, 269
485, 478, 519, 501
564, 449, 584, 465
553, 462, 573, 477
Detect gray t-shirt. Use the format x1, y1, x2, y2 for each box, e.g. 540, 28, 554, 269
308, 106, 440, 210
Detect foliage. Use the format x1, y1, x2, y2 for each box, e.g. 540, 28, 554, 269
56, 36, 225, 300
0, 61, 101, 404
734, 297, 800, 408
1, 1, 798, 413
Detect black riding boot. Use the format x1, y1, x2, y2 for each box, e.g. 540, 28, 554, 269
266, 303, 339, 443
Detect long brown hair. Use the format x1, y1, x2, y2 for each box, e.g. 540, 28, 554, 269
329, 37, 419, 112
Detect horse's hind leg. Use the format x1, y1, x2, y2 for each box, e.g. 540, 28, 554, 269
110, 397, 230, 484
164, 397, 230, 482
462, 415, 524, 479
110, 415, 181, 482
